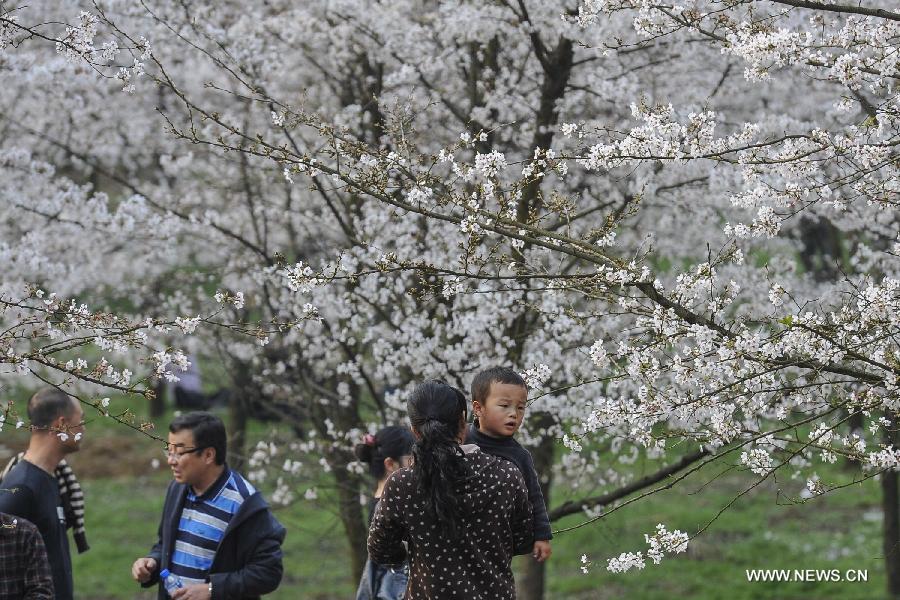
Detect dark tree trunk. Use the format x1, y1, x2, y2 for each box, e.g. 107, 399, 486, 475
518, 413, 555, 600
227, 391, 249, 472
848, 411, 864, 434
309, 378, 368, 585
225, 360, 254, 472
884, 413, 900, 598
508, 38, 573, 600
330, 447, 368, 583
150, 379, 165, 418
796, 216, 843, 282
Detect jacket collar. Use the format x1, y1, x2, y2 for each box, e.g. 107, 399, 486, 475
467, 423, 515, 447
187, 465, 231, 503
162, 472, 275, 574
165, 475, 268, 555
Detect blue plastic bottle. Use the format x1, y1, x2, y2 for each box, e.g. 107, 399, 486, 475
159, 568, 184, 596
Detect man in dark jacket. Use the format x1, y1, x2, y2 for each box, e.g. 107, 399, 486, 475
131, 412, 285, 600
0, 388, 85, 600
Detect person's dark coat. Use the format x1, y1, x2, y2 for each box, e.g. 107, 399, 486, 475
465, 425, 553, 541
141, 478, 285, 600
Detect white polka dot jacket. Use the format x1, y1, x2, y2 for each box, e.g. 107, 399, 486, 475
367, 445, 534, 599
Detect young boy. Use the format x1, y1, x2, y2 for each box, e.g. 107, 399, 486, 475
465, 366, 552, 562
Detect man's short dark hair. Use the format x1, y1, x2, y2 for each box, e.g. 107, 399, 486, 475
169, 412, 227, 465
471, 366, 527, 406
27, 388, 77, 429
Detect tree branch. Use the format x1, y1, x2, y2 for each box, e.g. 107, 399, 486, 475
764, 0, 900, 21
549, 449, 710, 521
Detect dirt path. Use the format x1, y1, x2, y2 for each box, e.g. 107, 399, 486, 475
1, 433, 162, 479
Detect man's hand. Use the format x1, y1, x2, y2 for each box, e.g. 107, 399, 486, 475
532, 540, 552, 562
172, 583, 211, 600
130, 557, 158, 583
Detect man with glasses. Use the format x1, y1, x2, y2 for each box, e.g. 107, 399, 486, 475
131, 412, 285, 600
0, 388, 85, 600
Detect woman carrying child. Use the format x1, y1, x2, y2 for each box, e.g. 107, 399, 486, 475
368, 380, 534, 599
355, 427, 415, 600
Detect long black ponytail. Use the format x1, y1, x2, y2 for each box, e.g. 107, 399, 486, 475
408, 380, 470, 538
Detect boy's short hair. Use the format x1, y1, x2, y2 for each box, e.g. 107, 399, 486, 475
170, 411, 228, 465
471, 367, 527, 406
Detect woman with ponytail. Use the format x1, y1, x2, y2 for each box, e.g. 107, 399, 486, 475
355, 427, 414, 600
368, 380, 533, 599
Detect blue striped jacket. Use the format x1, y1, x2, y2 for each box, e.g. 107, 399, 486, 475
142, 469, 285, 600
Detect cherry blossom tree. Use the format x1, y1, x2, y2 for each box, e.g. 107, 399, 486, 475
3, 0, 899, 597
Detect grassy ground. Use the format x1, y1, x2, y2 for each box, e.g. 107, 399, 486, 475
545, 471, 882, 600
1, 403, 888, 599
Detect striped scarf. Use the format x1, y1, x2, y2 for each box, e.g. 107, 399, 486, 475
0, 452, 90, 553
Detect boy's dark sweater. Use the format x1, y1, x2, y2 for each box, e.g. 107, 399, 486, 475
465, 424, 553, 541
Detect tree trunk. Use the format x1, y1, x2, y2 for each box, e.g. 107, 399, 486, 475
518, 413, 555, 600
331, 451, 368, 582
796, 216, 843, 282
848, 411, 864, 435
227, 390, 249, 472
225, 360, 254, 472
884, 412, 900, 598
150, 379, 165, 418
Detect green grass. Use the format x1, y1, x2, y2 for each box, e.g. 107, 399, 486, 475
542, 468, 883, 600
1, 404, 885, 600
66, 453, 886, 599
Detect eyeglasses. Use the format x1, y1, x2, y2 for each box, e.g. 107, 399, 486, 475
163, 445, 207, 460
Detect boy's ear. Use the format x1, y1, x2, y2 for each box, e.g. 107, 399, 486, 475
472, 400, 483, 417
